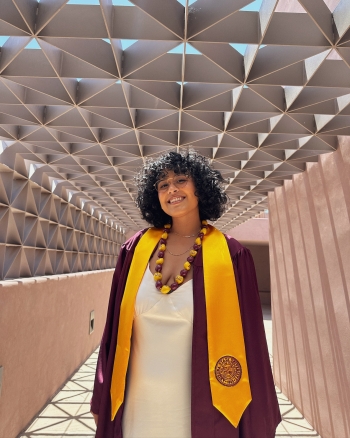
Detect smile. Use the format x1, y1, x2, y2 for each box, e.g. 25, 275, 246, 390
168, 196, 184, 204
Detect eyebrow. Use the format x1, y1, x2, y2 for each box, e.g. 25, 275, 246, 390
156, 173, 189, 184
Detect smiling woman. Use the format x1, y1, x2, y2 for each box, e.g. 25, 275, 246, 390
90, 150, 281, 438
135, 150, 228, 228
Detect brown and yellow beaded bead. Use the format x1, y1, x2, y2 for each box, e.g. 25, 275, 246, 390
153, 222, 208, 294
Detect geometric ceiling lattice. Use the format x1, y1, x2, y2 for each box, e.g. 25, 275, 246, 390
0, 164, 124, 280
0, 0, 350, 232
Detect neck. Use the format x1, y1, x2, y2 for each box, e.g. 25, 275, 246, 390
170, 212, 202, 236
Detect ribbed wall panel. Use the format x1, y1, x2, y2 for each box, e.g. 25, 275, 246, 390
0, 168, 125, 280
269, 139, 350, 438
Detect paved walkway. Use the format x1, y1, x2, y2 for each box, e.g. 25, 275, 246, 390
20, 305, 321, 438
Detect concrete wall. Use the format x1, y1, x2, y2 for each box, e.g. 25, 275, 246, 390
269, 139, 350, 438
227, 218, 269, 245
0, 270, 114, 438
244, 244, 270, 293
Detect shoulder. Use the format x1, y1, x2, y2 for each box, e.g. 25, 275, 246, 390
223, 233, 255, 269
121, 228, 150, 253
223, 233, 257, 279
223, 233, 246, 257
207, 226, 249, 259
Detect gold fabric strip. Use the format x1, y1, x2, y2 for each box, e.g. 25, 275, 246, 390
203, 226, 251, 427
110, 228, 162, 418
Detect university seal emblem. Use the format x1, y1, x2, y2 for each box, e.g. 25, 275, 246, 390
215, 356, 242, 387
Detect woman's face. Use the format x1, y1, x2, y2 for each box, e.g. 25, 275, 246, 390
156, 170, 199, 220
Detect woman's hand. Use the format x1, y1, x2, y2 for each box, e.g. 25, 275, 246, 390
91, 411, 98, 426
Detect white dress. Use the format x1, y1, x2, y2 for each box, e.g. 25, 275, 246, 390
122, 266, 194, 438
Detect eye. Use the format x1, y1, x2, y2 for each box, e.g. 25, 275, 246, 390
158, 181, 169, 190
176, 176, 188, 184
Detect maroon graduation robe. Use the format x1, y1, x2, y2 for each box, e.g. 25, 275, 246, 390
91, 229, 281, 437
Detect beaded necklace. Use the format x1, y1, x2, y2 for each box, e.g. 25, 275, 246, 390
153, 220, 208, 294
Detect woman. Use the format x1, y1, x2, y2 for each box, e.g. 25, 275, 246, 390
91, 150, 281, 438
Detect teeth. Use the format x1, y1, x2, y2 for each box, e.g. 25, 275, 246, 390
170, 197, 183, 203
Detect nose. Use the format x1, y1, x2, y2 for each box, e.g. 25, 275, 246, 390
167, 179, 178, 193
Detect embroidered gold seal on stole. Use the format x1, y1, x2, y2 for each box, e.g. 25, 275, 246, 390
215, 356, 242, 387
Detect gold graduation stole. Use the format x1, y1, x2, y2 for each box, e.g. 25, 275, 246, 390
110, 225, 252, 427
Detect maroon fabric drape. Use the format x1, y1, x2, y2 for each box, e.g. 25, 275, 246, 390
91, 230, 281, 438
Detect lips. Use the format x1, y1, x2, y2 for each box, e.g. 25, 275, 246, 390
168, 196, 184, 204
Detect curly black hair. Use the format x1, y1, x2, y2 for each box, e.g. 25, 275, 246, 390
135, 150, 229, 228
